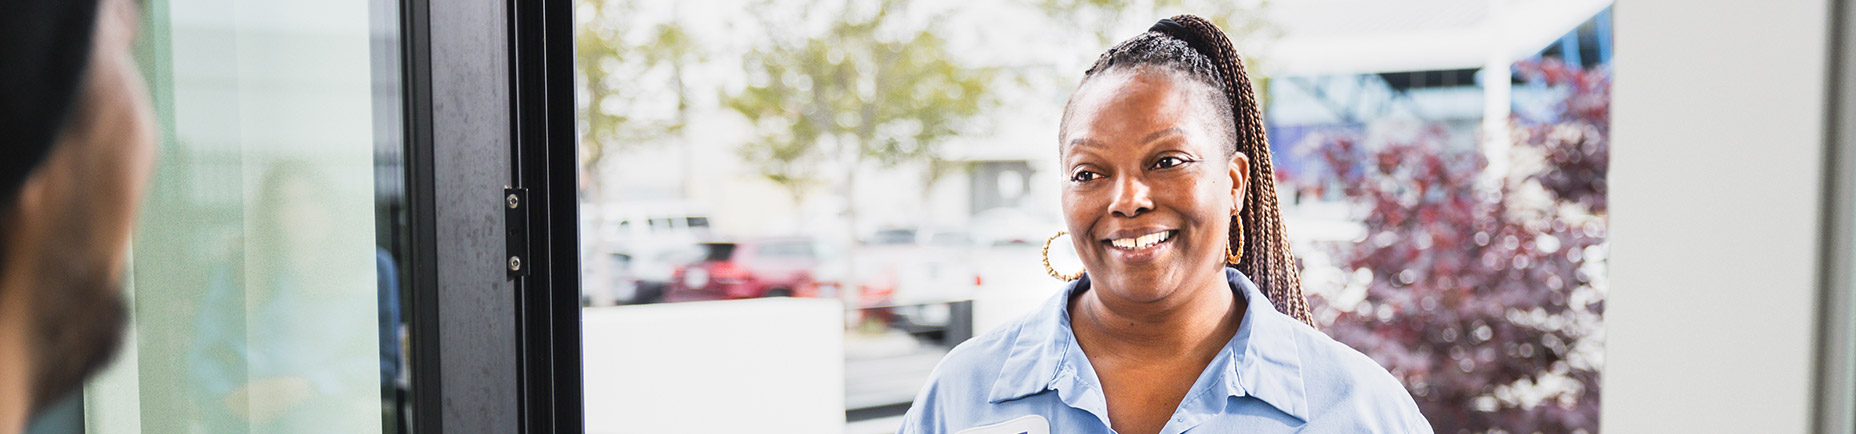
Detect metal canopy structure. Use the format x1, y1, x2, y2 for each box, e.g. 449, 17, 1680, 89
1263, 0, 1615, 77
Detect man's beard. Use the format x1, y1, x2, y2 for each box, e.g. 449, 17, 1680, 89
25, 241, 128, 413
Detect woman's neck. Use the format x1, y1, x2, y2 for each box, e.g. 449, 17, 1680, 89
1070, 273, 1244, 364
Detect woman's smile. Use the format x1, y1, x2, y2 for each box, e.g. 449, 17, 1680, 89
1099, 228, 1179, 264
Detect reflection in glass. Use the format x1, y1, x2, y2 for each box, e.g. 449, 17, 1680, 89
185, 162, 392, 433
73, 0, 409, 433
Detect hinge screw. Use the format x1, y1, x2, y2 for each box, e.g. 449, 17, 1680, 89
508, 256, 522, 271
506, 193, 520, 209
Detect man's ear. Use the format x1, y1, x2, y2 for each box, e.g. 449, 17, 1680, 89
1228, 152, 1250, 215
5, 160, 55, 260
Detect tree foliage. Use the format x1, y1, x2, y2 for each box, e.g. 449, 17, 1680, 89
1028, 0, 1279, 113
1514, 59, 1610, 212
1030, 0, 1280, 48
722, 0, 993, 203
574, 0, 702, 173
1310, 59, 1610, 432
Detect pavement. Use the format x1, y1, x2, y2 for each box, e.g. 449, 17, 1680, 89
845, 415, 908, 434
843, 331, 949, 412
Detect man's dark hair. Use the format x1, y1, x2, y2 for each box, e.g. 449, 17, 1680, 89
1, 0, 102, 208
1063, 15, 1314, 327
0, 0, 105, 276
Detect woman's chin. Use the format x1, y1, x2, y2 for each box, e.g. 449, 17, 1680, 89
1089, 269, 1182, 304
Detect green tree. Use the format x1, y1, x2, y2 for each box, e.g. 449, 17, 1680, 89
575, 0, 702, 176
1030, 0, 1279, 108
1033, 0, 1278, 47
722, 0, 994, 222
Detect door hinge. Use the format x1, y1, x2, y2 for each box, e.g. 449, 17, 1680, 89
505, 186, 530, 279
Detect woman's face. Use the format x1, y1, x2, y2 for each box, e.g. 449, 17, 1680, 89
1059, 68, 1246, 303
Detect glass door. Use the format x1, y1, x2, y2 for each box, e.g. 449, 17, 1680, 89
27, 0, 418, 432
566, 1, 1614, 433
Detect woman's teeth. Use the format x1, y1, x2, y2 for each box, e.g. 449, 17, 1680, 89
1109, 231, 1173, 249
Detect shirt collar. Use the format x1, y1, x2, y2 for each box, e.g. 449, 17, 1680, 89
986, 268, 1309, 422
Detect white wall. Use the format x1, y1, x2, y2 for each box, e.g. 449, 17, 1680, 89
582, 298, 846, 434
1605, 0, 1832, 432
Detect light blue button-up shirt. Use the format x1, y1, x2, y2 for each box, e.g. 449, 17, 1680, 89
900, 268, 1432, 433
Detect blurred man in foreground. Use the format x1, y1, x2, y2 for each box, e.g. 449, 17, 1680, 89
0, 0, 157, 431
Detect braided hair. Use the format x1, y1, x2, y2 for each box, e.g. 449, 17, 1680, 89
1064, 15, 1314, 327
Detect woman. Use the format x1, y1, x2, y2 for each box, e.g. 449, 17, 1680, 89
900, 16, 1429, 434
188, 162, 388, 434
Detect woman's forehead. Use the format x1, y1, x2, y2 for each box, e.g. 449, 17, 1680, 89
1062, 69, 1221, 149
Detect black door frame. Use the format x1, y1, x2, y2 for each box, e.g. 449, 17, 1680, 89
509, 0, 584, 431
400, 0, 581, 431
402, 0, 582, 430
398, 0, 443, 429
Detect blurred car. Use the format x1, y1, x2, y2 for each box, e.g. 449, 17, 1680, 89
805, 240, 851, 300
665, 237, 820, 302
582, 243, 705, 306
866, 226, 974, 248
590, 201, 714, 247
853, 226, 983, 338
582, 252, 638, 306
859, 226, 980, 304
624, 243, 705, 304
583, 201, 715, 305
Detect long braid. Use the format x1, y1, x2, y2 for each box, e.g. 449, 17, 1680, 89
1073, 15, 1315, 327
1172, 15, 1314, 328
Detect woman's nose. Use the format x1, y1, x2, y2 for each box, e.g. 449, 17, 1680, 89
1109, 176, 1154, 218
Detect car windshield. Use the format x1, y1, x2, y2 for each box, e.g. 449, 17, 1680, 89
869, 229, 916, 245
756, 241, 814, 258
927, 231, 970, 247
699, 243, 736, 262
656, 245, 705, 264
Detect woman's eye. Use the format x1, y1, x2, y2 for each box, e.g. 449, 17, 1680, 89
1070, 171, 1101, 183
1154, 156, 1189, 169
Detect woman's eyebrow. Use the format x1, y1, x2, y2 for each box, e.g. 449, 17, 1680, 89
1067, 127, 1184, 151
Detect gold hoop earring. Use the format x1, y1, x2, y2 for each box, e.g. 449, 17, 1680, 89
1227, 216, 1245, 265
1042, 230, 1085, 281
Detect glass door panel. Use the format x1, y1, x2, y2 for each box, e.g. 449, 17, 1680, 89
61, 0, 413, 432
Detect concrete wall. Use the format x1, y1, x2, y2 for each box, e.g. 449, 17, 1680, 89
1604, 0, 1832, 432
582, 298, 846, 434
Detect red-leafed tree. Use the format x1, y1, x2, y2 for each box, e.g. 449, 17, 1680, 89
1306, 58, 1609, 433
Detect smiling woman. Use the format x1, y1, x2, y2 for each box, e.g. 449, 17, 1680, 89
899, 16, 1430, 434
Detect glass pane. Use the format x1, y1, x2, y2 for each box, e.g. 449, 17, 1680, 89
576, 1, 1610, 433
72, 0, 411, 432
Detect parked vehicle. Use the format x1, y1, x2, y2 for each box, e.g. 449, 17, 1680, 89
582, 201, 714, 305
852, 226, 983, 338
589, 201, 714, 247
620, 243, 705, 304
582, 252, 638, 306
858, 226, 980, 306
665, 237, 820, 302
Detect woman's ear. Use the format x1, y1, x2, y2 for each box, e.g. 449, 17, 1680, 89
1228, 152, 1249, 214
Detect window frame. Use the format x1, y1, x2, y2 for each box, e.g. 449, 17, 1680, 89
1813, 0, 1856, 430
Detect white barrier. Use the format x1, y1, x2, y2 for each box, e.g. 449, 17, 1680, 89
582, 298, 846, 434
